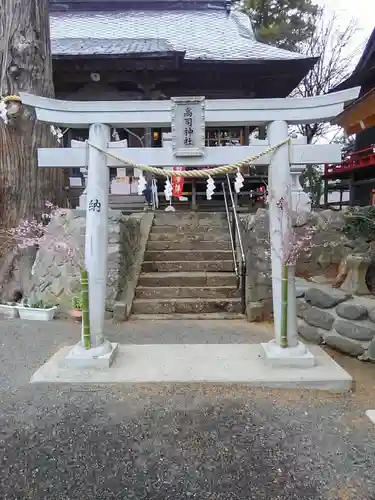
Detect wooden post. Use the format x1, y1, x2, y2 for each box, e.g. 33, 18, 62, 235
144, 128, 152, 148
79, 167, 88, 209
349, 175, 354, 207
85, 123, 111, 349
191, 179, 197, 210
323, 178, 328, 208
243, 126, 250, 146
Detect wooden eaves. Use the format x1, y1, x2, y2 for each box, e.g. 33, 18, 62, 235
332, 87, 375, 136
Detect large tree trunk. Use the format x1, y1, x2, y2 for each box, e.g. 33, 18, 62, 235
0, 0, 66, 224
0, 0, 67, 295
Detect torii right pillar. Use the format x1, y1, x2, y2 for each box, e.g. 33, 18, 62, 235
261, 120, 315, 367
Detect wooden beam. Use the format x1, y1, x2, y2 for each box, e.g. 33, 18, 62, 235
20, 87, 360, 128
345, 114, 375, 136
353, 177, 375, 186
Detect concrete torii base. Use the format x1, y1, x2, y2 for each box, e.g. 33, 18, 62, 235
63, 341, 119, 369
30, 343, 352, 392
261, 340, 316, 368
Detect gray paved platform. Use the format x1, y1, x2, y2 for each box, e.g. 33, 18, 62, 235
30, 343, 352, 392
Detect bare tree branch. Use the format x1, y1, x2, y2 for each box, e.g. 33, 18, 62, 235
292, 9, 362, 143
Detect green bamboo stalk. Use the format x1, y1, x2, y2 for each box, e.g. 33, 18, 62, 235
80, 267, 91, 349
280, 264, 288, 348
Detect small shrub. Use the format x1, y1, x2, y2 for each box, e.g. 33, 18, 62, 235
344, 206, 375, 242
26, 300, 54, 309
72, 295, 83, 310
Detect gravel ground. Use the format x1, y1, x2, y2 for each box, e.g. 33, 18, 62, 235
0, 317, 374, 499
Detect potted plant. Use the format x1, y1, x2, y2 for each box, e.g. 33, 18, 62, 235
0, 299, 19, 319
17, 299, 58, 321
70, 295, 83, 322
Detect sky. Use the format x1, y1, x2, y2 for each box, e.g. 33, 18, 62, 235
306, 0, 373, 145
317, 0, 373, 61
317, 0, 373, 34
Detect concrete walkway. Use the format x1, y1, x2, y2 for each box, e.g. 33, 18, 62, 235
0, 318, 374, 499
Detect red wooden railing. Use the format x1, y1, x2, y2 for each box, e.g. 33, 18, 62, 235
324, 145, 375, 176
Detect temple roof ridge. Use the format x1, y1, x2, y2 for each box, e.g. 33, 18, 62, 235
229, 7, 255, 40
49, 0, 234, 11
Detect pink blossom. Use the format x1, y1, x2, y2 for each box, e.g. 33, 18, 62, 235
8, 201, 84, 268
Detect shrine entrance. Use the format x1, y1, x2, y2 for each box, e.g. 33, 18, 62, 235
150, 172, 268, 211
20, 88, 359, 361
66, 123, 268, 212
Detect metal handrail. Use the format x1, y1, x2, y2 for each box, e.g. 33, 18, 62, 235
225, 174, 246, 313
222, 182, 239, 279
225, 174, 245, 263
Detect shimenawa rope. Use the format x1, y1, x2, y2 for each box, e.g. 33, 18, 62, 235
86, 137, 290, 178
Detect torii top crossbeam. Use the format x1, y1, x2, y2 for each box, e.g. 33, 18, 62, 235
20, 88, 360, 128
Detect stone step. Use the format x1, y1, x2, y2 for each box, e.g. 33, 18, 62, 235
135, 286, 240, 299
144, 250, 233, 262
153, 213, 227, 226
147, 239, 231, 251
141, 260, 235, 273
148, 230, 230, 242
131, 312, 246, 320
132, 297, 242, 315
138, 272, 237, 287
150, 225, 227, 235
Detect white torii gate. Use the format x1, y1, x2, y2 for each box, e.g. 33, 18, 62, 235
20, 88, 360, 368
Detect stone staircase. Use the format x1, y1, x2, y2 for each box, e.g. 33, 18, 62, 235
132, 212, 244, 319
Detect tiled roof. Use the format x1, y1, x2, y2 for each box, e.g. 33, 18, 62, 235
52, 37, 177, 56
354, 27, 375, 74
331, 28, 375, 92
50, 8, 309, 61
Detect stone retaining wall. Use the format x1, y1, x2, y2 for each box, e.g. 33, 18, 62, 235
239, 209, 355, 322
238, 210, 272, 321
113, 212, 154, 321
297, 282, 375, 362
29, 210, 153, 317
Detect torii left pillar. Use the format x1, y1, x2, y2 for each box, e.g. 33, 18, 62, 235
65, 123, 118, 368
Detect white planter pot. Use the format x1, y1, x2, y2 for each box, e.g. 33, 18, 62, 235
0, 304, 19, 319
17, 306, 58, 321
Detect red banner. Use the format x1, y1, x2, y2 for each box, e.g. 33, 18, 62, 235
172, 166, 185, 198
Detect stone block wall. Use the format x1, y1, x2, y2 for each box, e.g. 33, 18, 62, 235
113, 212, 154, 321
297, 283, 375, 362
29, 210, 85, 310
238, 210, 272, 321
29, 210, 153, 317
239, 209, 355, 322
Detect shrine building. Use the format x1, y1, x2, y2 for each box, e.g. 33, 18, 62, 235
324, 27, 375, 208
49, 0, 317, 210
